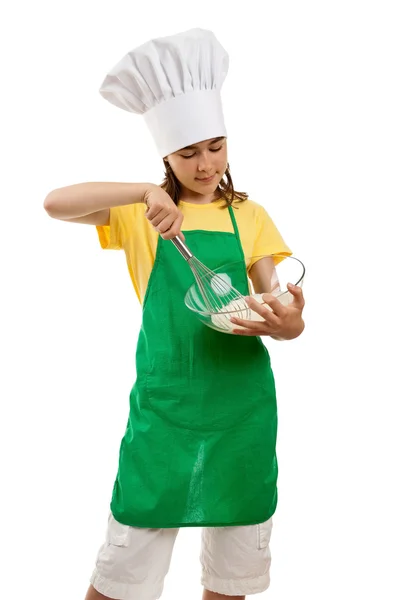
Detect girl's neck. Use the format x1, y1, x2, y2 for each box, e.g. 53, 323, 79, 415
179, 187, 221, 205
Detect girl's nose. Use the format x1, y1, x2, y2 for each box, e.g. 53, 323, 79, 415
197, 151, 213, 173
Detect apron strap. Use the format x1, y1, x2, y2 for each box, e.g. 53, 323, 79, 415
227, 205, 246, 263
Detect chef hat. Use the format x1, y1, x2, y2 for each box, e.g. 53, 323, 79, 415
99, 28, 229, 157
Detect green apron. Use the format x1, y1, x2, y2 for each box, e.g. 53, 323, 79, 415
110, 205, 278, 528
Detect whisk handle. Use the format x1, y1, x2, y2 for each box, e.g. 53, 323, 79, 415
171, 236, 193, 261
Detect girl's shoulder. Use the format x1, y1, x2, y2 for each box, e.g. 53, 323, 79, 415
232, 197, 269, 219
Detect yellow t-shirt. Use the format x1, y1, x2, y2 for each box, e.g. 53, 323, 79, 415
96, 198, 292, 304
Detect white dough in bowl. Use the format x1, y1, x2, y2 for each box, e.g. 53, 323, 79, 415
210, 293, 274, 332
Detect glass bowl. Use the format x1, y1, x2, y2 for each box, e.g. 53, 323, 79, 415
184, 254, 305, 334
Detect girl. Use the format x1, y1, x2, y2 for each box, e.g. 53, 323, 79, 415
44, 28, 305, 600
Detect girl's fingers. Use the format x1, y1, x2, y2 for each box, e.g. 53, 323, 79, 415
230, 316, 274, 332
156, 214, 176, 234
148, 207, 169, 227
244, 299, 280, 327
256, 294, 287, 318
145, 204, 164, 221
162, 213, 185, 240
287, 283, 305, 309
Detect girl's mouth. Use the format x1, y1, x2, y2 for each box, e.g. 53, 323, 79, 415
196, 175, 215, 184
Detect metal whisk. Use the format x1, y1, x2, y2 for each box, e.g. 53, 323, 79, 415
171, 236, 250, 318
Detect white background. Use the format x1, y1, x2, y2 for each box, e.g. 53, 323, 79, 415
1, 1, 398, 599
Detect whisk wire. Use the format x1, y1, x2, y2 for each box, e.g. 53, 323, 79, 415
172, 235, 250, 320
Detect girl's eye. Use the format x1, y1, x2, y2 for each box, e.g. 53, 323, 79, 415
180, 146, 223, 159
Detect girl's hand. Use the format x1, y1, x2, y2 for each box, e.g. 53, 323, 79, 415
230, 283, 305, 340
144, 185, 185, 241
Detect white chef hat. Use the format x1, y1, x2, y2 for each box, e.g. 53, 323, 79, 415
99, 28, 229, 157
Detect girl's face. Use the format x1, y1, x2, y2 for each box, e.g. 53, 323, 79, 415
166, 137, 228, 197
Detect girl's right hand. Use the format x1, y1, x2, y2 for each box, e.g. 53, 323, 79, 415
143, 185, 185, 241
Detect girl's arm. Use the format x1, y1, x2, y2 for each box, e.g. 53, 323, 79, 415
43, 182, 155, 222
232, 257, 305, 339
249, 257, 281, 295
43, 182, 185, 239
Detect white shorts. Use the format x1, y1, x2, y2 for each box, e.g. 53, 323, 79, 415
90, 512, 273, 599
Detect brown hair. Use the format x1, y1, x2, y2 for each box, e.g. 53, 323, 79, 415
160, 160, 248, 208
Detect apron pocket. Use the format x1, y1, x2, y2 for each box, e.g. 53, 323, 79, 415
107, 513, 131, 547
256, 518, 273, 549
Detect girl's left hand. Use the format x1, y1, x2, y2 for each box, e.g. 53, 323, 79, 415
230, 283, 305, 340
